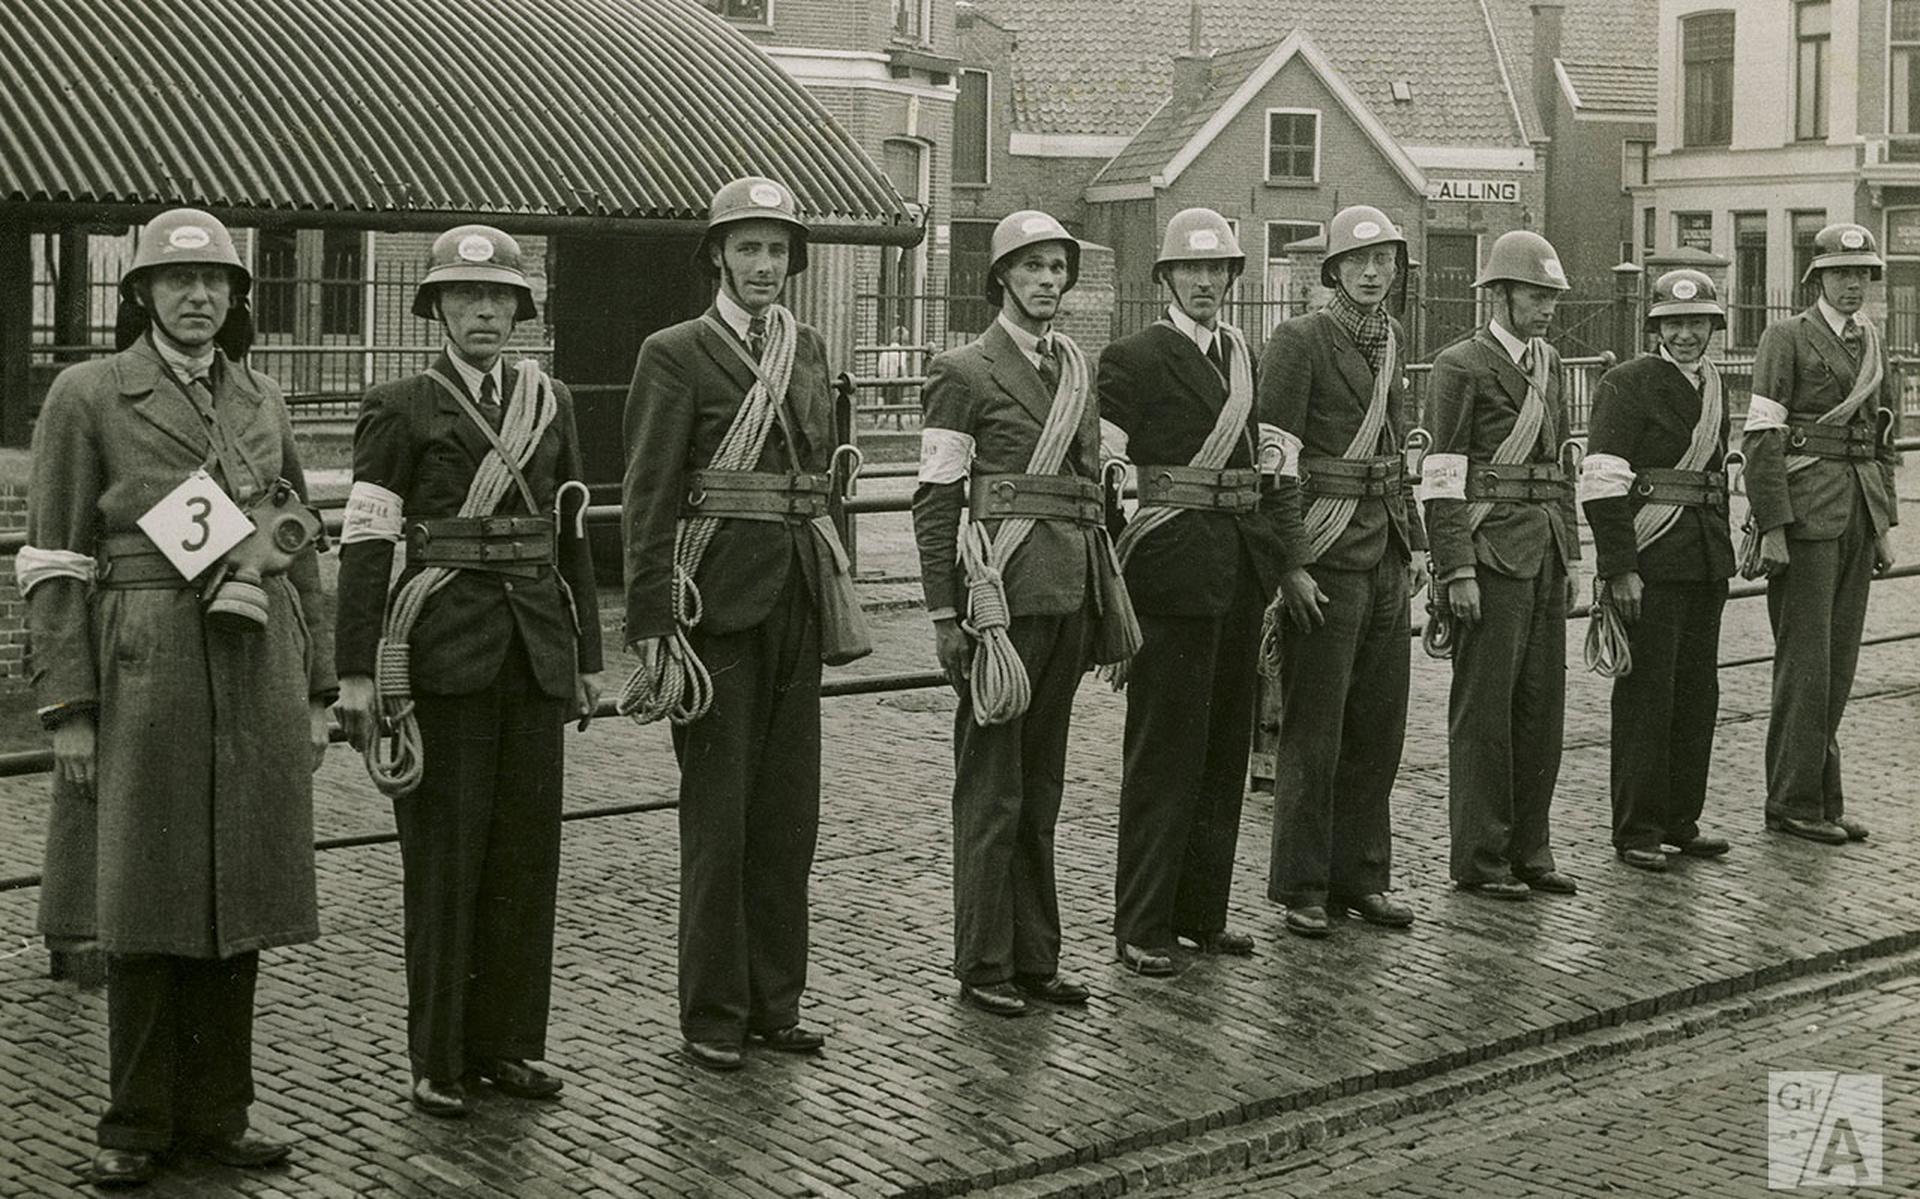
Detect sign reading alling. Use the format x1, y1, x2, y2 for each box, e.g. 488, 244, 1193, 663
1427, 178, 1520, 203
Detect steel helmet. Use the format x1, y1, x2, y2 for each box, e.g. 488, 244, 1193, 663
1473, 229, 1571, 292
1320, 205, 1407, 288
1802, 223, 1884, 282
985, 210, 1080, 306
1645, 268, 1726, 329
697, 176, 810, 276
119, 208, 250, 302
1154, 208, 1245, 282
411, 225, 538, 321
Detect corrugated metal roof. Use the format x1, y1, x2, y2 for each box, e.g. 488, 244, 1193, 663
0, 0, 916, 241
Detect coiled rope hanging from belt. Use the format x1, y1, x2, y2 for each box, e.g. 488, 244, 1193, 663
617, 306, 797, 726
367, 360, 558, 798
1583, 578, 1632, 678
959, 333, 1091, 726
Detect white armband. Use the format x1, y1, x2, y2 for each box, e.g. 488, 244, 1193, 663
14, 545, 96, 596
1576, 453, 1635, 503
1418, 452, 1468, 502
341, 481, 406, 545
1258, 422, 1303, 479
1743, 395, 1789, 434
917, 427, 976, 485
1099, 418, 1131, 467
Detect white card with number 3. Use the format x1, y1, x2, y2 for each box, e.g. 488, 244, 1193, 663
136, 469, 253, 582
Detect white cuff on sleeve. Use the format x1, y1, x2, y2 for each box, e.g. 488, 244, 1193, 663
14, 545, 96, 596
917, 427, 976, 485
1099, 418, 1131, 467
1258, 423, 1303, 479
1576, 452, 1635, 503
1744, 395, 1789, 434
341, 481, 405, 545
1418, 452, 1468, 502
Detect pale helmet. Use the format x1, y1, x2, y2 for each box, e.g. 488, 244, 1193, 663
411, 225, 537, 321
1645, 268, 1725, 329
698, 176, 810, 276
986, 210, 1080, 305
1154, 208, 1245, 282
1320, 205, 1407, 288
1801, 223, 1884, 283
1473, 229, 1570, 292
120, 208, 251, 302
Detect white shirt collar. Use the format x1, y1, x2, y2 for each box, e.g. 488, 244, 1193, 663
1486, 319, 1529, 365
996, 311, 1053, 368
152, 334, 216, 384
1165, 304, 1217, 354
715, 287, 760, 340
1815, 297, 1859, 339
443, 344, 503, 402
1658, 345, 1703, 383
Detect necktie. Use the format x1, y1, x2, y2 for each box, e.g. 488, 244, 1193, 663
1035, 335, 1060, 394
1519, 347, 1534, 376
1841, 320, 1863, 363
748, 314, 768, 362
1205, 332, 1227, 377
477, 372, 501, 428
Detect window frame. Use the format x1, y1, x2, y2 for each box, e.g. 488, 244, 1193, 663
1674, 210, 1713, 253
953, 68, 991, 188
891, 0, 932, 44
710, 0, 771, 27
1263, 108, 1321, 185
1620, 139, 1653, 191
1795, 1, 1830, 141
1680, 10, 1735, 148
1892, 0, 1920, 136
1263, 218, 1324, 307
1731, 210, 1768, 348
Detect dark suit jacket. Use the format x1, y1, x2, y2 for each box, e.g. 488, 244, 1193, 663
1743, 307, 1899, 541
336, 354, 602, 699
912, 321, 1102, 618
1423, 329, 1580, 580
1097, 322, 1283, 614
1582, 354, 1735, 583
621, 309, 835, 643
1258, 309, 1425, 573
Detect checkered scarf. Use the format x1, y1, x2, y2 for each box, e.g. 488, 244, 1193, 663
1326, 288, 1390, 374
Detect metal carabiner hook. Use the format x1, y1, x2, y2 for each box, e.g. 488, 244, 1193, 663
830, 443, 865, 494
555, 479, 590, 539
1559, 435, 1587, 475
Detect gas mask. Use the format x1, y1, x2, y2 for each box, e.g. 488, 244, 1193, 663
199, 478, 323, 629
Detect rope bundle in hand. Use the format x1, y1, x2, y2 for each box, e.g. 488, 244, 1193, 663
1583, 578, 1632, 678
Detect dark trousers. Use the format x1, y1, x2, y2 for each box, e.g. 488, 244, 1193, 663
1448, 563, 1566, 884
1765, 494, 1875, 824
1610, 580, 1727, 850
951, 609, 1088, 985
1114, 574, 1261, 948
674, 571, 821, 1043
99, 952, 257, 1151
1270, 555, 1409, 908
396, 637, 566, 1083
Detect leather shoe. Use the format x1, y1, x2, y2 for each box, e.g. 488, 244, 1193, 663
1284, 906, 1331, 938
1833, 816, 1870, 841
185, 1131, 292, 1169
87, 1148, 156, 1188
1521, 871, 1578, 895
1341, 894, 1415, 927
1177, 929, 1256, 955
1617, 847, 1668, 872
471, 1057, 563, 1099
1677, 835, 1731, 857
1115, 942, 1177, 976
751, 1024, 827, 1052
1457, 879, 1531, 901
410, 1076, 469, 1118
683, 1039, 744, 1071
959, 980, 1029, 1016
1014, 973, 1090, 1005
1769, 816, 1849, 845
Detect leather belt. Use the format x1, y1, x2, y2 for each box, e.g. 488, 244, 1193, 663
408, 515, 554, 578
1136, 465, 1261, 513
684, 470, 831, 522
970, 473, 1104, 526
95, 532, 193, 590
1463, 461, 1568, 503
1785, 420, 1876, 462
1299, 455, 1404, 500
1632, 466, 1727, 510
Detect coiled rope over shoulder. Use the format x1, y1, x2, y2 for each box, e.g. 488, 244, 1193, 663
366, 360, 559, 798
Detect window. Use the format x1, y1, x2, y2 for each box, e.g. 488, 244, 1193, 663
707, 0, 768, 22
1264, 220, 1322, 309
954, 70, 990, 186
254, 228, 298, 336
1642, 207, 1656, 260
319, 229, 364, 337
1791, 210, 1826, 305
891, 0, 928, 41
1676, 212, 1713, 252
1894, 0, 1920, 135
1732, 212, 1767, 347
1796, 2, 1830, 140
1681, 12, 1734, 147
1265, 110, 1319, 183
1621, 139, 1653, 191
947, 220, 995, 336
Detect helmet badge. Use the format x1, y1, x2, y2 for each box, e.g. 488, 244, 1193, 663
457, 235, 496, 263
168, 225, 211, 251
1671, 278, 1698, 300
1352, 220, 1382, 240
1839, 228, 1866, 250
1021, 215, 1053, 236
749, 183, 784, 208
1542, 257, 1567, 284
1187, 229, 1220, 251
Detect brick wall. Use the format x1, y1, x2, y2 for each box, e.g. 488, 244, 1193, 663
0, 482, 29, 683
1058, 241, 1115, 358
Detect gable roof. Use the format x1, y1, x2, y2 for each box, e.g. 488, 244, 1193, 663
968, 0, 1531, 147
1554, 59, 1657, 118
1485, 0, 1660, 139
1088, 31, 1427, 196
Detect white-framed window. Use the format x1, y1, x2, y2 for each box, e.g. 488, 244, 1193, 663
954, 69, 991, 187
1893, 0, 1920, 135
1264, 219, 1323, 309
892, 0, 931, 42
1796, 1, 1830, 140
1681, 11, 1735, 147
1621, 139, 1652, 191
1264, 109, 1320, 184
1675, 211, 1713, 252
707, 0, 769, 24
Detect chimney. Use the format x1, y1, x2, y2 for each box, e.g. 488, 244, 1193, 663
1172, 1, 1210, 107
1531, 0, 1566, 136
